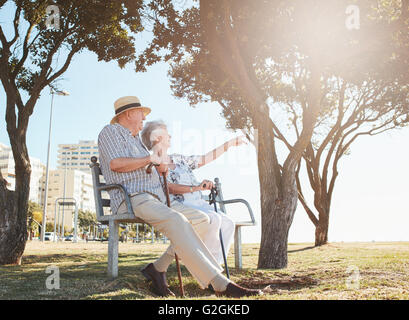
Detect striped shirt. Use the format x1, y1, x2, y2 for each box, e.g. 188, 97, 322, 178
98, 123, 166, 214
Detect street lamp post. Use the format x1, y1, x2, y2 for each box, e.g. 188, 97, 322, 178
61, 146, 75, 240
40, 88, 70, 242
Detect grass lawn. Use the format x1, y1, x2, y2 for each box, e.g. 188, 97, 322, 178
1, 241, 408, 300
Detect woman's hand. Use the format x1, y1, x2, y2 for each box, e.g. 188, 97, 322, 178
198, 180, 214, 191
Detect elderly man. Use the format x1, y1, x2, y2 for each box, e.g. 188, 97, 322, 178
98, 96, 262, 298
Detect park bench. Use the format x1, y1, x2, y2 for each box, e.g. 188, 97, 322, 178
90, 156, 146, 279
202, 178, 256, 269
90, 157, 256, 279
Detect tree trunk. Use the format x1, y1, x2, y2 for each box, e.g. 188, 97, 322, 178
256, 118, 298, 269
315, 209, 329, 246
258, 193, 298, 269
0, 135, 31, 265
0, 185, 28, 265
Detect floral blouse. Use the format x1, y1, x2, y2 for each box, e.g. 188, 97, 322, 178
168, 154, 202, 203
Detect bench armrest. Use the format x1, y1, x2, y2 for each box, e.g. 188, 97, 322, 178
97, 184, 133, 215
218, 198, 256, 226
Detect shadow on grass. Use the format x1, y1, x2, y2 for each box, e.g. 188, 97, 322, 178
288, 246, 316, 253
23, 254, 98, 264
231, 268, 320, 292
0, 251, 209, 299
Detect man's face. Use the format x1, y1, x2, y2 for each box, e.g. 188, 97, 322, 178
128, 109, 146, 132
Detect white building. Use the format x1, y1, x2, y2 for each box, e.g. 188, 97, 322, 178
47, 169, 95, 230
1, 141, 97, 230
57, 140, 99, 173
0, 142, 45, 204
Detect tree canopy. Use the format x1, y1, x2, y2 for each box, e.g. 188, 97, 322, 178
0, 0, 148, 265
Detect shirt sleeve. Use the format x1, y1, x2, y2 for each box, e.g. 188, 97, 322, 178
171, 153, 201, 170
98, 125, 128, 164
168, 168, 178, 184
184, 155, 201, 170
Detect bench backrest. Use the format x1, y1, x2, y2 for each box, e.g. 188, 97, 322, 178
90, 156, 110, 221
202, 177, 256, 227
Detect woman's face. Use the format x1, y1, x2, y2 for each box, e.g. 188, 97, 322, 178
154, 127, 171, 149
161, 128, 172, 149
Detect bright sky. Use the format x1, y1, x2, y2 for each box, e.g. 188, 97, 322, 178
1, 7, 408, 244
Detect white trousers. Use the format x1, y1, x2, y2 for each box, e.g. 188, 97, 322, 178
183, 199, 235, 266
117, 193, 223, 289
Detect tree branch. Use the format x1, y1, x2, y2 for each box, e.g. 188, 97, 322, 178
46, 46, 80, 85
270, 118, 294, 152
12, 23, 35, 78
0, 25, 9, 49
296, 161, 319, 227
9, 6, 22, 47
316, 80, 346, 162
284, 60, 322, 174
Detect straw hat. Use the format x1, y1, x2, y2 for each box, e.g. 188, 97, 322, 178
110, 96, 151, 125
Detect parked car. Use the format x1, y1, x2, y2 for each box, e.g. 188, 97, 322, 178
64, 235, 74, 241
44, 232, 54, 241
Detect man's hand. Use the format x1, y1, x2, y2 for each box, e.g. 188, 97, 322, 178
198, 180, 214, 190
150, 153, 162, 165
156, 163, 168, 174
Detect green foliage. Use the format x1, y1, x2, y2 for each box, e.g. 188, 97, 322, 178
1, 0, 146, 95
139, 0, 408, 132
45, 222, 54, 232
27, 200, 42, 232
78, 210, 97, 230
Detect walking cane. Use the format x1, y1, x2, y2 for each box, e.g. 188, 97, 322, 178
147, 163, 185, 297
209, 186, 230, 279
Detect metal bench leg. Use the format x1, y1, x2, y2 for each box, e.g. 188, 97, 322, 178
234, 225, 242, 269
108, 220, 119, 279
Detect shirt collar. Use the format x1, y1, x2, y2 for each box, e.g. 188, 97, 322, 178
113, 123, 140, 139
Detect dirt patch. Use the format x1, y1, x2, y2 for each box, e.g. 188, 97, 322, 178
238, 275, 320, 291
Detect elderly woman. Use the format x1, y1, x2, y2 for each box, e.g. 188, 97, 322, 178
141, 120, 246, 266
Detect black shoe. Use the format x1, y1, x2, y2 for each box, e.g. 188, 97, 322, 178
141, 263, 175, 297
215, 282, 263, 298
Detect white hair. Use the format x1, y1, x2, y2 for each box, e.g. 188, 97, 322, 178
141, 120, 167, 150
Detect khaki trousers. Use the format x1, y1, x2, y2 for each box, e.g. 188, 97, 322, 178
117, 193, 223, 289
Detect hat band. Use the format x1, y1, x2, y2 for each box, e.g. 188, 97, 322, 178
115, 103, 142, 115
